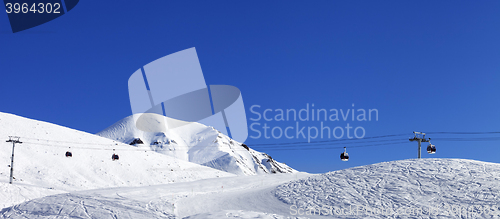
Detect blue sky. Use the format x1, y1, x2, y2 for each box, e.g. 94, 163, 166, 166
1, 1, 499, 173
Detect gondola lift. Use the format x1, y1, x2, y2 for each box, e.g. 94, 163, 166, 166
65, 147, 72, 157
112, 149, 119, 161
340, 147, 349, 161
427, 142, 436, 154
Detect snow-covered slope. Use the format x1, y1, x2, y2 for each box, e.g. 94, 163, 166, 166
97, 114, 296, 176
0, 172, 312, 219
0, 112, 234, 208
275, 158, 500, 218
4, 158, 500, 218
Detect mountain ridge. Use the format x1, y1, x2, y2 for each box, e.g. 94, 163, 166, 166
97, 114, 296, 176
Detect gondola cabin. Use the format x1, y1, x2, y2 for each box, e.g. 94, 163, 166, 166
427, 143, 436, 154
340, 147, 349, 161
65, 147, 72, 157
112, 149, 119, 161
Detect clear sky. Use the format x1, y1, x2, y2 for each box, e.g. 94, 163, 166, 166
1, 1, 499, 173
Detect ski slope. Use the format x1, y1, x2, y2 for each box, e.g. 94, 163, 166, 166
275, 158, 500, 218
3, 158, 500, 218
0, 173, 312, 219
0, 112, 234, 209
97, 114, 296, 175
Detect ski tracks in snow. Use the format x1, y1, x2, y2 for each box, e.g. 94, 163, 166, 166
275, 159, 500, 219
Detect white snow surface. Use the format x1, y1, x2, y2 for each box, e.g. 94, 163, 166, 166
1, 172, 312, 219
275, 158, 500, 218
4, 157, 500, 218
97, 114, 296, 176
183, 210, 306, 219
0, 112, 234, 208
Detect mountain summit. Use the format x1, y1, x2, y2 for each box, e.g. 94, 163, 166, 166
97, 114, 296, 176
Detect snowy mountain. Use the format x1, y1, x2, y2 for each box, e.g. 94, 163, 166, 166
3, 112, 499, 218
0, 112, 235, 208
97, 114, 296, 176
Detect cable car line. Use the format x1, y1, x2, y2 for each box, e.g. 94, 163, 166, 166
18, 135, 500, 151
14, 131, 500, 150
427, 131, 500, 135
11, 131, 500, 160
255, 138, 407, 150
249, 133, 409, 146
22, 141, 150, 151
264, 141, 408, 151
17, 134, 408, 149
431, 137, 500, 141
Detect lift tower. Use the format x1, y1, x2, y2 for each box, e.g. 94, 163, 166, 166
409, 132, 430, 159
6, 136, 22, 184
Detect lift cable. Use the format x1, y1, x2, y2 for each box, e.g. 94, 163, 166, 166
426, 131, 500, 135
249, 133, 409, 146
11, 131, 500, 152
16, 131, 500, 148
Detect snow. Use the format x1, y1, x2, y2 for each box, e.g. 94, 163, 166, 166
1, 192, 177, 219
9, 158, 500, 218
3, 112, 500, 218
97, 114, 296, 175
0, 183, 62, 211
275, 158, 500, 218
1, 173, 312, 218
183, 210, 306, 219
0, 112, 234, 208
